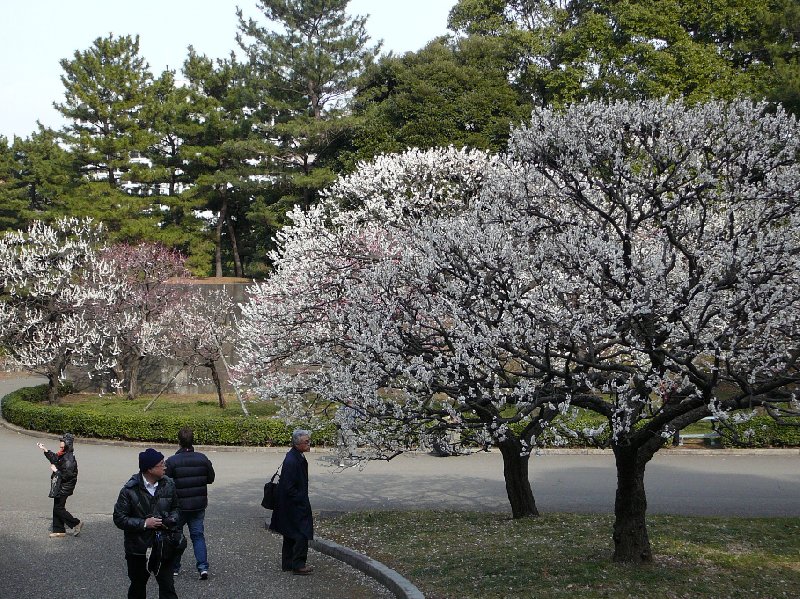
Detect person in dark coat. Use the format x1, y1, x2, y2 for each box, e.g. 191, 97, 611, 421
165, 426, 215, 579
37, 433, 83, 538
269, 429, 314, 575
113, 448, 181, 599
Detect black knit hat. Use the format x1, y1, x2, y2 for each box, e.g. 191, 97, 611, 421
139, 448, 164, 471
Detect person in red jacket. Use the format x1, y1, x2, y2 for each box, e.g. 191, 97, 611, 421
37, 433, 83, 538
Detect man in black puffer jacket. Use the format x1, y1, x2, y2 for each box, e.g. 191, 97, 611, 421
113, 448, 180, 599
165, 427, 215, 580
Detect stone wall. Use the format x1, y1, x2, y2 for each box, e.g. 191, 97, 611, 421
68, 279, 253, 396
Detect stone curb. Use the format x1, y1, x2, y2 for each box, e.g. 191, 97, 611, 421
311, 537, 425, 599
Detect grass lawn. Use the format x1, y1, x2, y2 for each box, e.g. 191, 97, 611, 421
317, 511, 800, 599
57, 391, 279, 418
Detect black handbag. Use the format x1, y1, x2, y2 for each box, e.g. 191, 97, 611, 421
148, 528, 187, 574
159, 528, 188, 560
261, 467, 280, 510
48, 471, 62, 498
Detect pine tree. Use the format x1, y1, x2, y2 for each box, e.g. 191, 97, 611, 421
54, 34, 161, 240
0, 127, 75, 231
55, 34, 156, 187
180, 50, 272, 277
237, 0, 381, 228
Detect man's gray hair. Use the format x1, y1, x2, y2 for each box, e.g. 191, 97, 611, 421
292, 429, 311, 447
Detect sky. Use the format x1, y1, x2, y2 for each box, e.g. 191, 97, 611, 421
0, 0, 455, 140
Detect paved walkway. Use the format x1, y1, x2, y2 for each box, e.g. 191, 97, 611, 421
2, 376, 799, 598
0, 377, 392, 599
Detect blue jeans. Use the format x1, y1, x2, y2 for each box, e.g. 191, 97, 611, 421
174, 510, 208, 573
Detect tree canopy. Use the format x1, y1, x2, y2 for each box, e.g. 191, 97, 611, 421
236, 97, 800, 562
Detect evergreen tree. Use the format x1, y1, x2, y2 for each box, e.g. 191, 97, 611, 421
0, 136, 29, 231
237, 0, 381, 229
0, 127, 75, 231
138, 69, 215, 274
180, 50, 272, 277
54, 34, 161, 240
343, 35, 528, 169
448, 0, 799, 108
55, 34, 156, 187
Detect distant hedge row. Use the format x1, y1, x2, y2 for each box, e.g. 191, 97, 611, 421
511, 413, 800, 449
2, 385, 797, 448
1, 385, 335, 447
720, 416, 800, 448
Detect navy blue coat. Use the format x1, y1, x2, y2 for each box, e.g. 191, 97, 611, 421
269, 447, 313, 540
165, 447, 215, 512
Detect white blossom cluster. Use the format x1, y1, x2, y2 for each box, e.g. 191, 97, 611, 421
237, 100, 800, 464
86, 242, 191, 396
0, 219, 125, 399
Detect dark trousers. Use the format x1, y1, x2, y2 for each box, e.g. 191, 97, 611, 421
125, 554, 177, 599
52, 495, 80, 533
281, 534, 309, 570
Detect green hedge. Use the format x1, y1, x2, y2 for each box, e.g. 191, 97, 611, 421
3, 386, 796, 448
719, 416, 800, 448
1, 385, 335, 447
505, 413, 611, 448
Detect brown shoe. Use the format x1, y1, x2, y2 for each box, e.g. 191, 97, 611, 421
73, 521, 84, 536
292, 565, 314, 575
49, 532, 67, 538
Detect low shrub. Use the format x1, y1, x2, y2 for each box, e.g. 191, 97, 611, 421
3, 387, 796, 448
1, 385, 335, 446
719, 415, 800, 448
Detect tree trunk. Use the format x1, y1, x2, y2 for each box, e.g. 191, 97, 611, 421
225, 217, 243, 277
113, 364, 126, 395
215, 194, 227, 277
46, 355, 67, 404
612, 445, 653, 563
208, 360, 226, 408
498, 437, 539, 518
46, 372, 59, 404
127, 355, 143, 400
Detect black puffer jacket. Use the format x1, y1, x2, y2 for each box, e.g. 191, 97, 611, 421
165, 447, 215, 512
44, 449, 78, 497
113, 473, 180, 556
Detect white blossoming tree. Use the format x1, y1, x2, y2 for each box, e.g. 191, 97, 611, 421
0, 219, 124, 403
237, 101, 800, 563
92, 242, 190, 398
502, 99, 800, 562
160, 287, 241, 410
237, 147, 561, 519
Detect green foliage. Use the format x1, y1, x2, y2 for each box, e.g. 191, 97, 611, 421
179, 51, 275, 277
55, 33, 156, 187
720, 416, 800, 448
342, 35, 529, 170
447, 0, 799, 110
0, 128, 76, 230
237, 0, 381, 224
0, 386, 335, 446
0, 136, 28, 231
